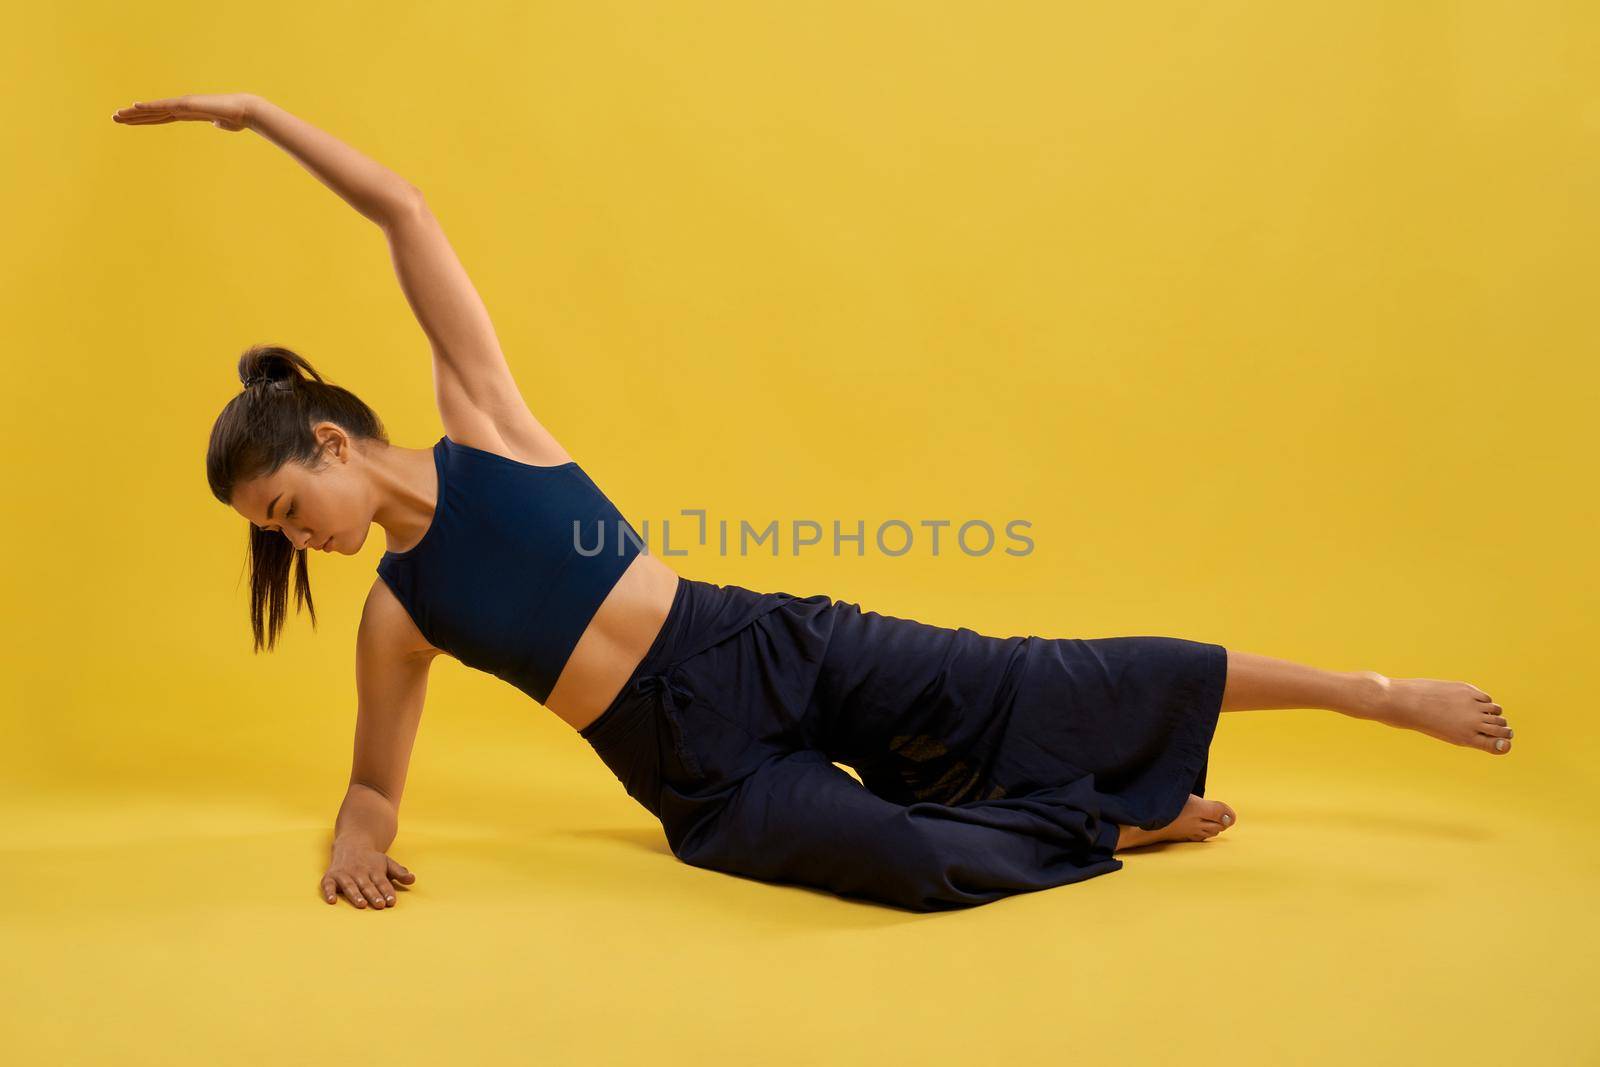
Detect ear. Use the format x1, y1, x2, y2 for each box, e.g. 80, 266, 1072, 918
311, 421, 352, 463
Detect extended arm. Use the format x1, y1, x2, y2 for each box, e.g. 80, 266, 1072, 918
114, 91, 568, 461
244, 96, 566, 459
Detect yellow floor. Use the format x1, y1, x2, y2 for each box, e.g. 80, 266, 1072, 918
5, 709, 1594, 1065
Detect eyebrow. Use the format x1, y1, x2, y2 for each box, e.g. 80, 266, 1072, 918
265, 493, 283, 521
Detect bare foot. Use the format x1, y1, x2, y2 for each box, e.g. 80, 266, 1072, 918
1361, 674, 1514, 755
1114, 794, 1238, 852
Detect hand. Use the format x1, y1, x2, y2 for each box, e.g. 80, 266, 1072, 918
321, 843, 416, 910
111, 93, 258, 132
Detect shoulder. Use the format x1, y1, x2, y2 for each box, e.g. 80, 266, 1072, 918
361, 576, 442, 661
442, 409, 574, 467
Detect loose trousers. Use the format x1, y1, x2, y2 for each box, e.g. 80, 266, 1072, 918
580, 577, 1229, 912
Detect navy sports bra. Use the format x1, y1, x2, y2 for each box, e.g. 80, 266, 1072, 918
375, 435, 644, 703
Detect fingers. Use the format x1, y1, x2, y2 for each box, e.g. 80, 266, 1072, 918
112, 109, 179, 125
336, 875, 367, 908
355, 875, 387, 909
112, 99, 190, 125
324, 858, 413, 910
386, 856, 416, 884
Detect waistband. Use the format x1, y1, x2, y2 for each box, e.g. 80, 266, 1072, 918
578, 576, 798, 753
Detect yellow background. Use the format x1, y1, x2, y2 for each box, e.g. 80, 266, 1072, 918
4, 1, 1596, 1063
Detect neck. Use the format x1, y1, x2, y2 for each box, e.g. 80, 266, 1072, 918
366, 441, 438, 552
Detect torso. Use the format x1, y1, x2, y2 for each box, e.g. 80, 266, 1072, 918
383, 427, 681, 734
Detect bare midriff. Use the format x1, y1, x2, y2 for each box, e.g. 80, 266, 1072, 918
542, 551, 682, 733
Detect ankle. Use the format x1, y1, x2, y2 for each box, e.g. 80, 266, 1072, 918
1345, 669, 1393, 719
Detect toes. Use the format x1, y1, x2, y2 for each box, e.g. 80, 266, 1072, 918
1196, 798, 1234, 826
1466, 683, 1493, 702
1478, 721, 1513, 739
1483, 714, 1507, 727
1470, 733, 1512, 755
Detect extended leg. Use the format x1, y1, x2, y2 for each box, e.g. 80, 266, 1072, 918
1219, 650, 1514, 755
1220, 650, 1387, 714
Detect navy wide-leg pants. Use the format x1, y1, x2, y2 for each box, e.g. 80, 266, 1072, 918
579, 577, 1229, 912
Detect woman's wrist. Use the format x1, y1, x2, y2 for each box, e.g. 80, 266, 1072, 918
241, 94, 269, 130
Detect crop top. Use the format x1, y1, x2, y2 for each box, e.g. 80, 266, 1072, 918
375, 435, 644, 703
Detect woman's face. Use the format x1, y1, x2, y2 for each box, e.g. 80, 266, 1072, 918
229, 433, 374, 555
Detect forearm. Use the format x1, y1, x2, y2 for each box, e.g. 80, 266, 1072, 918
333, 783, 399, 853
245, 95, 418, 227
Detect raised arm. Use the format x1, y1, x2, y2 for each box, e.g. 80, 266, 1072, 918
379, 195, 570, 462
112, 92, 568, 463
243, 96, 567, 459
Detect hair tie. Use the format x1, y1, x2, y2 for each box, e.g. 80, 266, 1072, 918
243, 375, 291, 391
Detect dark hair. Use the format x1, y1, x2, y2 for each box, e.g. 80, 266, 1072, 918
206, 344, 388, 653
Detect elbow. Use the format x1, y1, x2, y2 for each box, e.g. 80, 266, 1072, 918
379, 185, 429, 228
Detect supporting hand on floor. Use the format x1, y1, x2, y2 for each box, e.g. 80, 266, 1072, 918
321, 844, 416, 911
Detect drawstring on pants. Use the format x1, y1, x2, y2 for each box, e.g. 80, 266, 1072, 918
632, 665, 703, 778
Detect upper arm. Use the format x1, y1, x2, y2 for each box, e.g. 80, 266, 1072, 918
350, 577, 441, 808
382, 193, 572, 464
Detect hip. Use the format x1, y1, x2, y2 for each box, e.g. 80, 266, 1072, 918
549, 553, 683, 732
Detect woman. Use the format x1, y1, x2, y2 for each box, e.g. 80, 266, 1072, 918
114, 93, 1514, 913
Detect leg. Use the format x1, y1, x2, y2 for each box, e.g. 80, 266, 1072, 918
786, 603, 1247, 867
671, 749, 1127, 912
1219, 650, 1515, 755
803, 600, 1038, 806
1220, 650, 1388, 713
